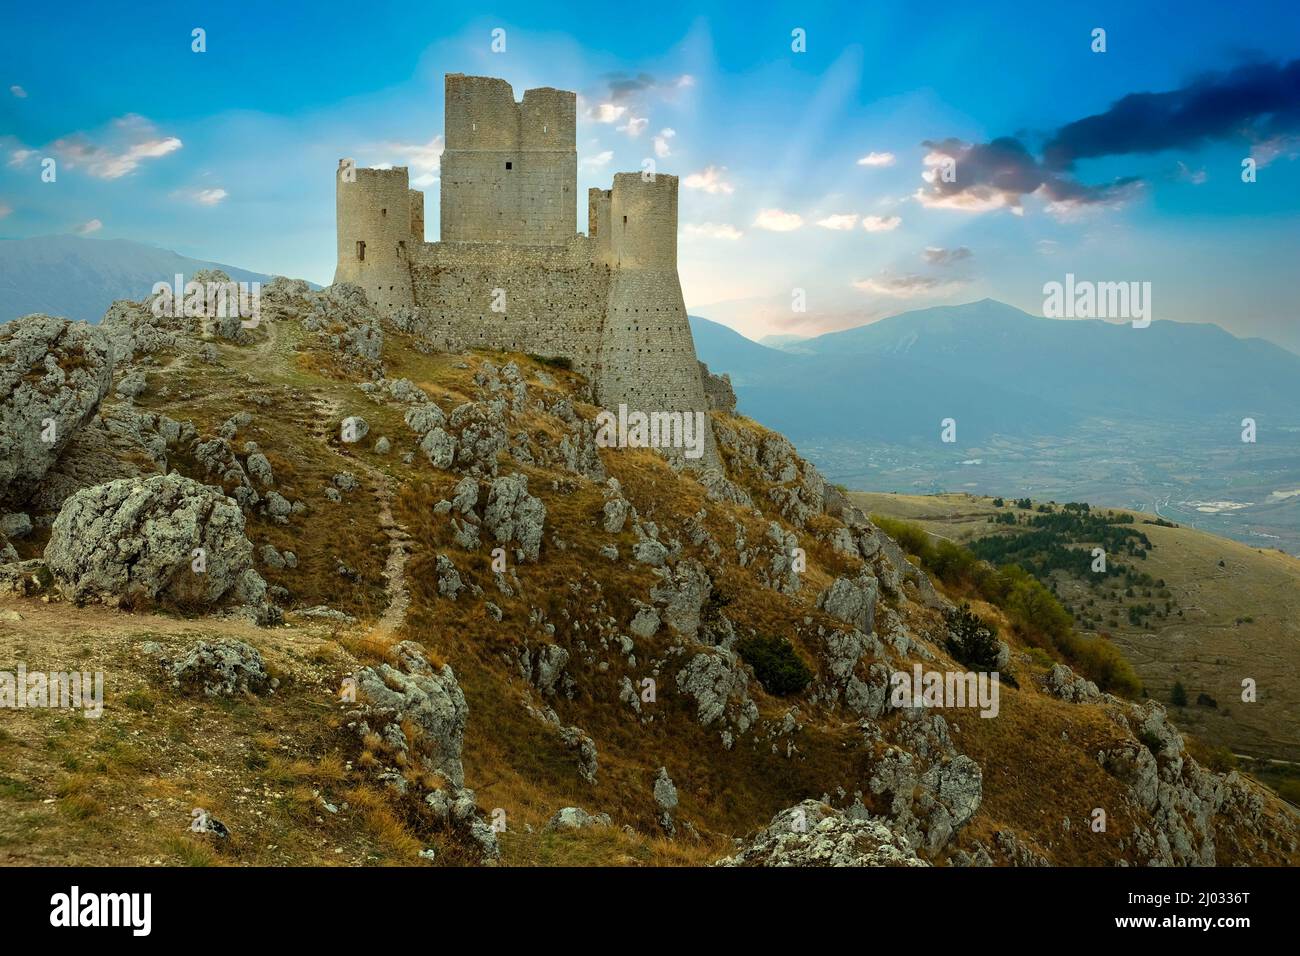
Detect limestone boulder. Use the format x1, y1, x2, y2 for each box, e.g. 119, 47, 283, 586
482, 473, 545, 562
653, 767, 678, 835
45, 474, 261, 607
649, 558, 711, 638
717, 800, 928, 867
817, 573, 879, 634
158, 639, 271, 697
544, 807, 611, 832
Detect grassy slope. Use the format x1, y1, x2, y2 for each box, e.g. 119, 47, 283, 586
851, 491, 1300, 767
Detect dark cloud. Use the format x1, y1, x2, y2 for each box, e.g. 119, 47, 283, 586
916, 136, 1140, 213
917, 58, 1298, 214
1043, 59, 1300, 169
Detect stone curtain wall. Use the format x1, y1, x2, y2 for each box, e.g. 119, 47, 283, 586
440, 75, 577, 245
409, 238, 609, 375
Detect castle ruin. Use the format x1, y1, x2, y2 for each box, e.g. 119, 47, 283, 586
334, 73, 718, 463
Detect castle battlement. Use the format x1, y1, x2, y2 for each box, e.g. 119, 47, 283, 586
334, 73, 715, 463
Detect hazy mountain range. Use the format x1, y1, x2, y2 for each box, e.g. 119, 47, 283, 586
692, 300, 1300, 553
0, 235, 281, 324
692, 298, 1300, 443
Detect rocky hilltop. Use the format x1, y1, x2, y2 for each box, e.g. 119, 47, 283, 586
0, 277, 1297, 866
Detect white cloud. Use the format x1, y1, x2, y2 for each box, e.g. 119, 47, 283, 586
862, 215, 901, 232
74, 218, 103, 234
1249, 135, 1299, 168
816, 213, 858, 230
591, 103, 627, 123
913, 185, 1012, 213
373, 135, 444, 188
1175, 161, 1207, 185
0, 201, 11, 219
10, 85, 27, 98
580, 150, 614, 170
175, 187, 228, 206
683, 222, 742, 240
683, 165, 734, 194
857, 151, 895, 167
653, 128, 675, 157
617, 116, 648, 138
51, 115, 182, 179
754, 208, 803, 232
8, 148, 36, 168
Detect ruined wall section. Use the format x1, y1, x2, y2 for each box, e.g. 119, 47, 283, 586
334, 165, 415, 312
440, 74, 576, 245
408, 237, 608, 375
409, 189, 425, 242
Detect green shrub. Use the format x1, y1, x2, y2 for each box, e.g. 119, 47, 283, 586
943, 603, 1002, 671
1276, 779, 1300, 806
870, 515, 934, 566
1058, 633, 1143, 698
737, 635, 813, 696
1170, 681, 1188, 707
870, 514, 1142, 698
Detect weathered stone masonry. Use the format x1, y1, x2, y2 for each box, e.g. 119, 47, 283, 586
334, 73, 717, 464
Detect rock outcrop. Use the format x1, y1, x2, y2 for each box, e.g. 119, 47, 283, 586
0, 315, 114, 507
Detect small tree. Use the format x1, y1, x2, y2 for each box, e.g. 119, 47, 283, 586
944, 603, 1002, 671
1170, 681, 1188, 707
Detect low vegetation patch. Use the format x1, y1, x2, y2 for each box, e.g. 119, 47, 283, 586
873, 514, 1142, 697
736, 634, 813, 696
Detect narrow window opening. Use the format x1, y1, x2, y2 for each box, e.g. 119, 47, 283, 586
506, 161, 513, 170
356, 240, 366, 261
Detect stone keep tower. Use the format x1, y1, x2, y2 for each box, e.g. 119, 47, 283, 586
440, 74, 576, 244
334, 163, 423, 312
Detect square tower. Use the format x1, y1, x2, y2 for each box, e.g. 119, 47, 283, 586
440, 74, 577, 244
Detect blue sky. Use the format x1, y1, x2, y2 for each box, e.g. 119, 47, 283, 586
2, 0, 1298, 350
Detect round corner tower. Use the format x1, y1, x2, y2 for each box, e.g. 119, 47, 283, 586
596, 172, 718, 465
334, 162, 416, 312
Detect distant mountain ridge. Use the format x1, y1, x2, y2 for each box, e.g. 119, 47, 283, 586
690, 299, 1300, 443
0, 235, 285, 325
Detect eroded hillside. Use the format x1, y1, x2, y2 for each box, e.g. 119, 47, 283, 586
1, 279, 1297, 866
